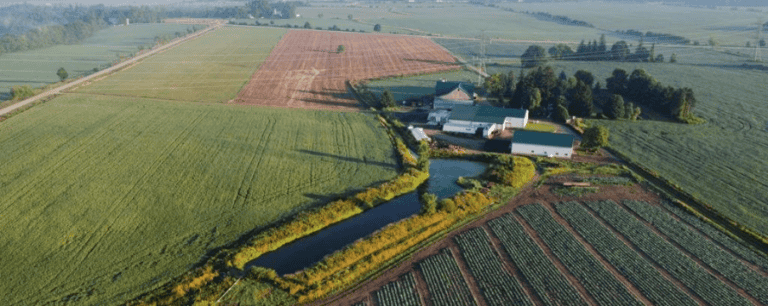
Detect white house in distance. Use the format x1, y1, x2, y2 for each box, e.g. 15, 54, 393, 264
441, 105, 529, 138
433, 81, 475, 109
511, 130, 575, 158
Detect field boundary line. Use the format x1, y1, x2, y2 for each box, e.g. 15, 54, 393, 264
0, 22, 221, 118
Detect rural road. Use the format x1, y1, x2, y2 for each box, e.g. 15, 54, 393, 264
0, 20, 223, 118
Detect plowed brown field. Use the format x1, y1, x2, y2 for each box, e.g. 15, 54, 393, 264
234, 30, 459, 111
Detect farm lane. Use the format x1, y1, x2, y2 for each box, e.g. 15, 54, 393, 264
0, 20, 224, 118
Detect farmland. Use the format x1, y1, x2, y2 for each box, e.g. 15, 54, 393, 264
0, 93, 399, 305
234, 30, 459, 111
322, 177, 768, 306
75, 26, 286, 103
0, 23, 196, 100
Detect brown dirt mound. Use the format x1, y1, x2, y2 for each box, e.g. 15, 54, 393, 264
234, 30, 459, 111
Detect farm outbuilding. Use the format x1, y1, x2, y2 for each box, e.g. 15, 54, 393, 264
408, 126, 431, 142
433, 81, 475, 109
511, 130, 575, 158
427, 109, 451, 125
441, 105, 529, 139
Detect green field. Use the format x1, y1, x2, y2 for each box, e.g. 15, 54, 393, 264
365, 70, 476, 101
0, 93, 398, 305
75, 26, 286, 103
0, 23, 197, 99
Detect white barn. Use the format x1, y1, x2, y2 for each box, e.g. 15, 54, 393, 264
511, 130, 575, 158
433, 81, 475, 109
442, 105, 529, 139
427, 109, 450, 125
408, 126, 430, 142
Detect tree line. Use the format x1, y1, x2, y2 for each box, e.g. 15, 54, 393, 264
523, 35, 676, 68
483, 66, 700, 124
616, 29, 690, 45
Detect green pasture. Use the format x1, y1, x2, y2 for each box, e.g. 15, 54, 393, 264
0, 23, 196, 100
498, 2, 768, 46
75, 26, 286, 103
365, 70, 477, 101
0, 93, 399, 305
489, 58, 768, 237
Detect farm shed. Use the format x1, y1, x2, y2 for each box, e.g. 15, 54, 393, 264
433, 81, 475, 109
427, 109, 451, 125
511, 130, 575, 158
441, 105, 529, 139
408, 126, 431, 142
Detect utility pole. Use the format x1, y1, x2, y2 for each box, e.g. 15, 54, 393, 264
477, 30, 487, 85
755, 18, 763, 62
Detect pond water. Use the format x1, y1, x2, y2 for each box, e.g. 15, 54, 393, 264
244, 159, 487, 275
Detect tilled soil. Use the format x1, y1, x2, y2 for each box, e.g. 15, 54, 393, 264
234, 30, 459, 111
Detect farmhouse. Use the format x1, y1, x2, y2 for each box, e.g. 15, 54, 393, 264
433, 81, 475, 109
441, 105, 529, 138
511, 130, 575, 158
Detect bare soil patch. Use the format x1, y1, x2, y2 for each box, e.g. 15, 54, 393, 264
234, 30, 459, 111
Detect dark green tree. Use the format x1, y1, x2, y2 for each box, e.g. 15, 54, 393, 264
303, 21, 311, 29
649, 43, 656, 62
598, 34, 608, 59
607, 94, 625, 119
438, 198, 457, 214
57, 67, 68, 81
380, 90, 396, 108
247, 0, 271, 18
669, 53, 677, 63
554, 103, 570, 123
574, 70, 595, 87
582, 126, 609, 148
610, 41, 630, 61
420, 192, 438, 215
606, 68, 628, 94
521, 45, 547, 68
336, 45, 345, 53
568, 80, 593, 117
373, 24, 381, 32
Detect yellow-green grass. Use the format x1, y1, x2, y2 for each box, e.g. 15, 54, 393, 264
0, 23, 196, 100
0, 93, 398, 305
524, 122, 557, 133
75, 26, 286, 103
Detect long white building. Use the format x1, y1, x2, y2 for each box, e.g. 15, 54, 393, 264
510, 130, 575, 158
440, 105, 529, 138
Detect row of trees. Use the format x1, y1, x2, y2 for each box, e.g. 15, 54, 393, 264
484, 66, 698, 123
246, 0, 299, 19
524, 35, 675, 67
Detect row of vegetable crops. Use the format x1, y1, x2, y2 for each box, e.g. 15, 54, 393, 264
417, 248, 476, 306
453, 227, 532, 306
623, 200, 768, 305
555, 201, 698, 306
373, 272, 422, 306
517, 204, 642, 306
585, 200, 751, 306
487, 214, 588, 306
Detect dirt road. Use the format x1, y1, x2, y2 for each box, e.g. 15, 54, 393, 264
0, 21, 223, 118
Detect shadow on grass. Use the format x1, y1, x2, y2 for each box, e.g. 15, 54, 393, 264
483, 139, 512, 153
297, 149, 398, 169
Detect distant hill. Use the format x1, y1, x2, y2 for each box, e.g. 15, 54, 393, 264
518, 0, 768, 7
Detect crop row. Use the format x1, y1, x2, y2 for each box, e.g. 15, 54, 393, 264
487, 214, 588, 306
660, 201, 768, 272
581, 176, 633, 185
623, 200, 768, 305
517, 204, 642, 306
417, 248, 476, 306
373, 272, 422, 306
585, 200, 751, 306
454, 227, 532, 306
555, 201, 697, 306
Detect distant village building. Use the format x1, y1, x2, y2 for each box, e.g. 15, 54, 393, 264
440, 105, 529, 139
511, 130, 575, 158
433, 81, 475, 109
408, 126, 430, 142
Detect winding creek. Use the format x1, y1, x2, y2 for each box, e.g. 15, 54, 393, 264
244, 159, 488, 275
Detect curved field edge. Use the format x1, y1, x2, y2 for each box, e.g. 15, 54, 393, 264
73, 26, 287, 103
0, 93, 399, 305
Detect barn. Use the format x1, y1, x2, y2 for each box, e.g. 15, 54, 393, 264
441, 105, 529, 138
433, 81, 475, 109
511, 130, 575, 158
408, 126, 430, 142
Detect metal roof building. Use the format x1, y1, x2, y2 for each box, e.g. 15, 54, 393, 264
511, 130, 575, 158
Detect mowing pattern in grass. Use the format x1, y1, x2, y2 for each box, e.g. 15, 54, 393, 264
487, 214, 588, 306
373, 272, 422, 306
76, 26, 286, 103
585, 200, 751, 306
555, 202, 698, 306
454, 227, 532, 306
0, 24, 195, 97
517, 204, 643, 306
0, 94, 398, 305
417, 249, 476, 306
660, 201, 768, 272
623, 200, 768, 305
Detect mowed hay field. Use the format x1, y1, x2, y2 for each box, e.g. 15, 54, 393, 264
234, 30, 459, 111
0, 93, 399, 305
0, 23, 196, 99
75, 26, 286, 103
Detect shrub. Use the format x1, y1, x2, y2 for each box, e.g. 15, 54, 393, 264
420, 192, 438, 215
439, 198, 457, 213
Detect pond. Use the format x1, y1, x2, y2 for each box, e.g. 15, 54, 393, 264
243, 159, 487, 275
